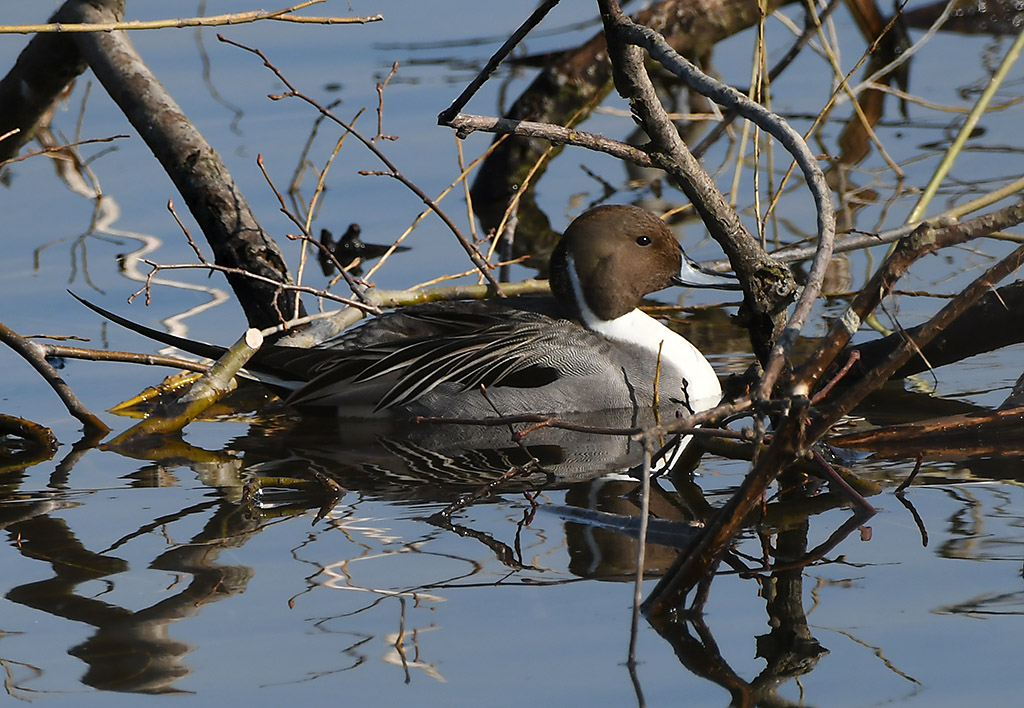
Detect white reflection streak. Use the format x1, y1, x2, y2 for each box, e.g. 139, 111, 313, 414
92, 193, 230, 343
383, 625, 447, 683
318, 515, 446, 602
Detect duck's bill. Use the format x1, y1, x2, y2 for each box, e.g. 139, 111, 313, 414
673, 257, 742, 290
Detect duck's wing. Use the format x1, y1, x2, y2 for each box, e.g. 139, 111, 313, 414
286, 306, 608, 411
73, 293, 604, 413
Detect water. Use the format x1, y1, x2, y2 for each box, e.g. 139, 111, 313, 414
2, 1, 1024, 705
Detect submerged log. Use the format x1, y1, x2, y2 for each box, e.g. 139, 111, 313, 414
844, 280, 1024, 381
829, 405, 1024, 457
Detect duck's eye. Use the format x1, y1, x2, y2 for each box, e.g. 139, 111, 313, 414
636, 235, 652, 246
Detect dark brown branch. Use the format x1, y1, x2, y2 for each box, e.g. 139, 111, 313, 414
847, 279, 1024, 381
0, 3, 90, 162
643, 396, 810, 614
0, 415, 58, 464
811, 350, 860, 404
643, 205, 1024, 612
794, 199, 1024, 396
811, 239, 1024, 439
1003, 370, 1024, 410
830, 406, 1024, 459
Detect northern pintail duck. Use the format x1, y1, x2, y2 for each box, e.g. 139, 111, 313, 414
79, 205, 738, 419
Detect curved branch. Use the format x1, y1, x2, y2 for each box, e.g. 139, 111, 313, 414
605, 10, 835, 395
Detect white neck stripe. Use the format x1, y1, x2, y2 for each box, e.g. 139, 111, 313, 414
566, 252, 603, 328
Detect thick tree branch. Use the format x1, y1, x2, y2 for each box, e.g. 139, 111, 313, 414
0, 3, 88, 162
64, 0, 303, 328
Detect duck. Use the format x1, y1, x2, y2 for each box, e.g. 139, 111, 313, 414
76, 205, 739, 419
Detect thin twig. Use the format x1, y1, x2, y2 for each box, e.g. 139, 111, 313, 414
894, 453, 924, 495
437, 0, 562, 124
255, 154, 371, 305
375, 62, 400, 142
811, 350, 860, 404
444, 113, 654, 166
130, 258, 379, 316
218, 34, 505, 294
0, 2, 382, 34
0, 134, 129, 168
40, 343, 211, 373
628, 443, 653, 667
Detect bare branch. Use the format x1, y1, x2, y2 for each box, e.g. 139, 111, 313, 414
219, 34, 505, 295
0, 319, 109, 435
0, 133, 128, 168
444, 113, 655, 166
0, 2, 382, 34
437, 0, 561, 124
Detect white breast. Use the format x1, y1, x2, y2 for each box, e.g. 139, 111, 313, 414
590, 309, 722, 404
